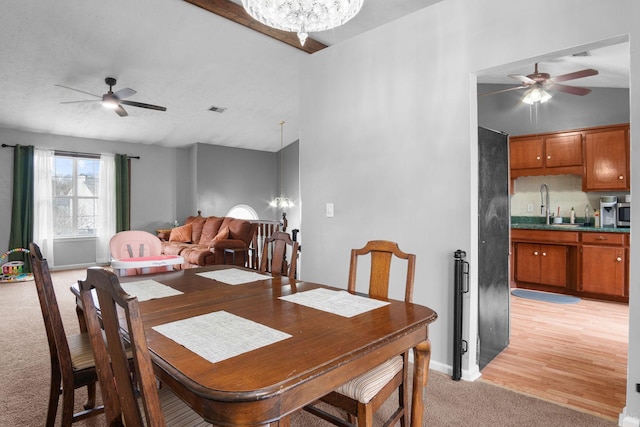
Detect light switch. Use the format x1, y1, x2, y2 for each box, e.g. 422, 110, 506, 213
527, 203, 534, 213
326, 203, 334, 218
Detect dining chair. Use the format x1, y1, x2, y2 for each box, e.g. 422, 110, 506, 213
78, 267, 211, 426
259, 231, 299, 280
304, 240, 416, 427
29, 242, 103, 427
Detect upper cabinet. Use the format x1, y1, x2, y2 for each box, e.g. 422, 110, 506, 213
509, 124, 630, 191
510, 131, 583, 178
584, 125, 630, 191
545, 133, 583, 168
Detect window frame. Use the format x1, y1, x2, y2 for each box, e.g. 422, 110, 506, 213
52, 152, 101, 238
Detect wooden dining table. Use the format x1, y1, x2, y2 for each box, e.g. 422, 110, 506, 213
73, 265, 437, 426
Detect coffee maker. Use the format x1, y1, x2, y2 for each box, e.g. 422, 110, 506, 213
600, 196, 617, 228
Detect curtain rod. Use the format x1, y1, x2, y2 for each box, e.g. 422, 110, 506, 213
1, 144, 140, 159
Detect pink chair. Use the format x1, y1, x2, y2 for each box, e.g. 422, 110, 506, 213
109, 231, 171, 276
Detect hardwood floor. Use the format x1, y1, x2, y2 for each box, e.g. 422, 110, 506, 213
480, 293, 628, 421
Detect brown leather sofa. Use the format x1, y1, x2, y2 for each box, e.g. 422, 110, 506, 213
159, 213, 257, 269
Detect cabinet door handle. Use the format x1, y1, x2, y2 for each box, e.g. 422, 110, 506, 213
542, 252, 547, 256
547, 155, 551, 160
596, 236, 607, 240
619, 175, 624, 180
536, 156, 541, 160
617, 257, 622, 262
533, 251, 539, 256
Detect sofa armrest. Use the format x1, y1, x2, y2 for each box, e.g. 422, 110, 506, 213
208, 239, 247, 251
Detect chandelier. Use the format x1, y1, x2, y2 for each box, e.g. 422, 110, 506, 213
270, 121, 294, 209
242, 0, 364, 46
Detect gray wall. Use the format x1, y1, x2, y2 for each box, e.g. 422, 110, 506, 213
0, 128, 298, 268
298, 0, 640, 423
478, 85, 630, 135
192, 142, 278, 220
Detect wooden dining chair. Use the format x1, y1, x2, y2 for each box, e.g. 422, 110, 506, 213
78, 267, 210, 426
259, 231, 299, 280
305, 240, 416, 427
29, 242, 103, 427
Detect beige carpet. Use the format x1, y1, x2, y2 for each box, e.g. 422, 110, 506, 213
0, 269, 617, 426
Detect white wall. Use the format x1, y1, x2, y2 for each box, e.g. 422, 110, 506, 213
299, 0, 640, 423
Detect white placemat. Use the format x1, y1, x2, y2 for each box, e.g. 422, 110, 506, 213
196, 268, 272, 285
279, 288, 390, 318
120, 280, 183, 302
152, 311, 291, 364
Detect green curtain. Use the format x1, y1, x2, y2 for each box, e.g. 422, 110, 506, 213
115, 154, 130, 232
8, 145, 34, 272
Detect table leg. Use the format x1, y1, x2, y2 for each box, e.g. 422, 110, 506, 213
411, 339, 431, 426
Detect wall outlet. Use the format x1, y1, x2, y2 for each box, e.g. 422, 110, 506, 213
325, 203, 334, 218
527, 203, 534, 213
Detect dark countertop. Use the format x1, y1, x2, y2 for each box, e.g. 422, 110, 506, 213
511, 216, 630, 233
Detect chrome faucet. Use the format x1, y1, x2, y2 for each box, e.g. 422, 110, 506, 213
540, 184, 550, 224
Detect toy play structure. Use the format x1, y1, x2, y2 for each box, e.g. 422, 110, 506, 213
0, 248, 33, 283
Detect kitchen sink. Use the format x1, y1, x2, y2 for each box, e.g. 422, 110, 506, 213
550, 223, 581, 227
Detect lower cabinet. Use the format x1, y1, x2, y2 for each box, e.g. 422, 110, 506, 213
511, 229, 628, 302
515, 243, 567, 287
580, 233, 627, 298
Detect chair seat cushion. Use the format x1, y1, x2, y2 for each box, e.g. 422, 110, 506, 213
67, 332, 96, 371
336, 355, 403, 404
153, 386, 210, 426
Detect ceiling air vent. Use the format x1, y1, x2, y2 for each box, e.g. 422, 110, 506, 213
208, 105, 227, 113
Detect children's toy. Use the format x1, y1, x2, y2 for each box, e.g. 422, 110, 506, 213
0, 248, 33, 283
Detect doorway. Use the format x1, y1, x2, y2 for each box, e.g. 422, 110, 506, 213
475, 37, 631, 415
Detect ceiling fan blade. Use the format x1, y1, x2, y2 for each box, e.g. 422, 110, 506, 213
552, 68, 599, 83
60, 100, 100, 104
54, 84, 101, 98
508, 74, 536, 85
550, 83, 592, 96
121, 100, 167, 111
113, 87, 136, 99
479, 86, 528, 97
114, 105, 128, 117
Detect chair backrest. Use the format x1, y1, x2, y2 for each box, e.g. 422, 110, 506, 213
110, 230, 165, 276
78, 268, 164, 427
347, 240, 415, 303
109, 230, 162, 260
29, 242, 75, 393
259, 231, 299, 280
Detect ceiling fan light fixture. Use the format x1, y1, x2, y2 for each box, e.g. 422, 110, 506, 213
241, 0, 364, 46
522, 87, 552, 105
101, 94, 119, 109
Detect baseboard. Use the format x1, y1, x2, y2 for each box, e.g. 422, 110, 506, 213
426, 360, 481, 382
619, 407, 640, 427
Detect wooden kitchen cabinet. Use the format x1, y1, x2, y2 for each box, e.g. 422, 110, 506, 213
509, 124, 629, 185
512, 228, 629, 302
545, 133, 583, 168
584, 126, 629, 191
510, 132, 583, 178
580, 232, 627, 298
515, 243, 567, 287
510, 137, 543, 170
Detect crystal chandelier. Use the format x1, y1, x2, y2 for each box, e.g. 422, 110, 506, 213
270, 121, 294, 209
242, 0, 364, 46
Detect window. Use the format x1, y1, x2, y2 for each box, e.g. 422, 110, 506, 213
52, 155, 100, 237
226, 204, 259, 220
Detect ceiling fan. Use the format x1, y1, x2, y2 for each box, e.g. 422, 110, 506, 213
480, 63, 599, 104
55, 77, 167, 117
